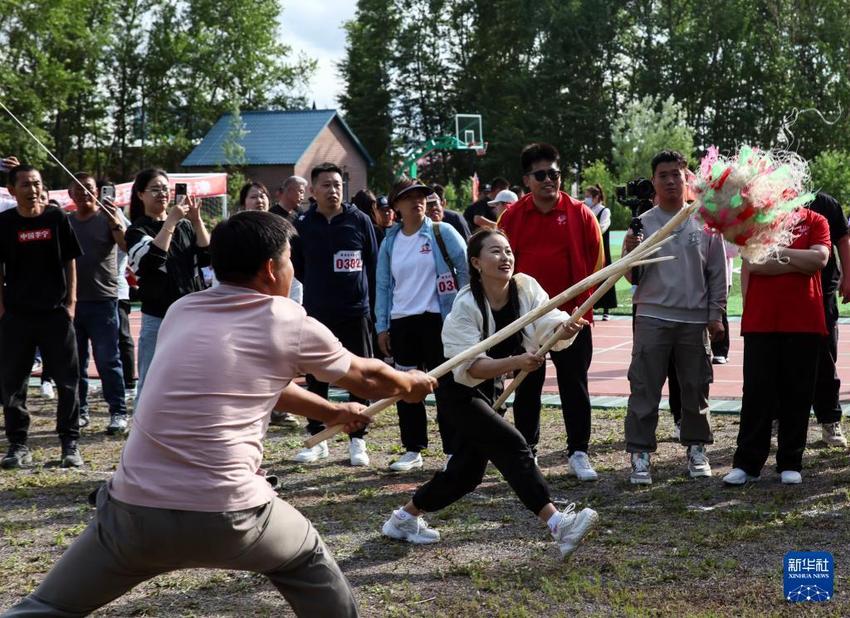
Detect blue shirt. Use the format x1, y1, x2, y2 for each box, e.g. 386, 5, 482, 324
292, 203, 377, 326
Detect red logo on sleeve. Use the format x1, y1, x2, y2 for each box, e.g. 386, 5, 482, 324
17, 228, 53, 243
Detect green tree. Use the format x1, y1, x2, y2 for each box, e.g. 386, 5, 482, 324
338, 0, 400, 191
611, 95, 694, 181
810, 150, 850, 209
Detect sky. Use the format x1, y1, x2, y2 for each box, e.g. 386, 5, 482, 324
278, 1, 358, 110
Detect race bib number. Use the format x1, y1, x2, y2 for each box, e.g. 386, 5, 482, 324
334, 250, 362, 272
436, 272, 457, 296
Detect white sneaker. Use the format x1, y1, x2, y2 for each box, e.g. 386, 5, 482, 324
349, 438, 369, 467
672, 422, 681, 441
712, 355, 727, 365
442, 453, 453, 472
687, 444, 712, 478
629, 452, 652, 485
106, 414, 129, 436
382, 510, 440, 544
780, 470, 802, 484
722, 467, 759, 485
389, 451, 423, 472
294, 441, 328, 463
552, 503, 598, 559
568, 451, 598, 482
40, 381, 55, 399
821, 422, 848, 447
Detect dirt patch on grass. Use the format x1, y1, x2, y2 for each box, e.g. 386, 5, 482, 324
2, 391, 849, 615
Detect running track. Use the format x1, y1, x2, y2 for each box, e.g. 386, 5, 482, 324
82, 312, 850, 412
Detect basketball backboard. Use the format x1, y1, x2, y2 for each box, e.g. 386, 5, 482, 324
455, 114, 483, 147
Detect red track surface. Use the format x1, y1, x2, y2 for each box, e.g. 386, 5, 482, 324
98, 313, 850, 402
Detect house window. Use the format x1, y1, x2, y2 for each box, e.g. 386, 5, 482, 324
342, 170, 350, 202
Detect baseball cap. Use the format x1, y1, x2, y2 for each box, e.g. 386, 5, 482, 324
488, 189, 519, 206
376, 195, 391, 209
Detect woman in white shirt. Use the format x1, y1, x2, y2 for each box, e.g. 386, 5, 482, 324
585, 184, 617, 319
375, 178, 468, 472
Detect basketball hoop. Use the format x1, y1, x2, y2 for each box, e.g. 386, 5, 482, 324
471, 141, 488, 157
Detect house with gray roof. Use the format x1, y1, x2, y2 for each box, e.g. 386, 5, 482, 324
182, 109, 373, 201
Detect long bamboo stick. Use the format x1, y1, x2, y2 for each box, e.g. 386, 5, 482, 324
304, 203, 697, 447
491, 254, 676, 410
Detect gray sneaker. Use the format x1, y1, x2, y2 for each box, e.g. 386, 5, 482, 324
630, 452, 652, 485
1, 444, 32, 469
553, 503, 599, 558
106, 414, 129, 436
60, 442, 83, 468
687, 444, 712, 478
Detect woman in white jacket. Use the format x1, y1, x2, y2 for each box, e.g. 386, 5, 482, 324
381, 229, 599, 559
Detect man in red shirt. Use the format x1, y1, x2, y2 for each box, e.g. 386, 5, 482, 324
724, 207, 830, 486
500, 143, 603, 481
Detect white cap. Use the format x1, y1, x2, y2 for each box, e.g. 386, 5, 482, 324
488, 189, 518, 206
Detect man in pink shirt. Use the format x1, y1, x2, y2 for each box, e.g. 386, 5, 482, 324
4, 211, 437, 618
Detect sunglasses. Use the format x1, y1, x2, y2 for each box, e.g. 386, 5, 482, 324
529, 169, 561, 182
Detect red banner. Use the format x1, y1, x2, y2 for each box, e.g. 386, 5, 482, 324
0, 173, 228, 211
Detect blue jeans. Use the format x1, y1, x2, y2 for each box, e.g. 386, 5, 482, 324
136, 313, 163, 401
75, 300, 127, 418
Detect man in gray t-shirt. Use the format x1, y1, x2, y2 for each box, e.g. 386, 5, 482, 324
68, 174, 130, 434
621, 151, 727, 486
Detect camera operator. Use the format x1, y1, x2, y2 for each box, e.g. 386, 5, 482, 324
621, 150, 726, 485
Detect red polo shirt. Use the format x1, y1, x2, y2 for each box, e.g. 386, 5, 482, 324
741, 208, 831, 335
499, 192, 603, 319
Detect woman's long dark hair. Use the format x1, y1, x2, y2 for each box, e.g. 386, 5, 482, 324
129, 168, 169, 222
467, 229, 521, 347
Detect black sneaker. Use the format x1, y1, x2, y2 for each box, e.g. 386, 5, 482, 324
1, 444, 32, 469
60, 442, 83, 468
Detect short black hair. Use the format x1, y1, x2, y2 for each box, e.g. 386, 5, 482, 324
8, 165, 39, 187
211, 211, 296, 284
310, 162, 343, 183
490, 177, 510, 192
651, 150, 687, 175
520, 143, 560, 174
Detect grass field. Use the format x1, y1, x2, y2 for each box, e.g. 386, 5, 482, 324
2, 393, 849, 616
603, 231, 848, 319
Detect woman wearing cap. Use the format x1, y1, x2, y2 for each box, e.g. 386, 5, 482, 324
584, 185, 617, 320
375, 178, 469, 472
473, 189, 518, 231
380, 229, 598, 559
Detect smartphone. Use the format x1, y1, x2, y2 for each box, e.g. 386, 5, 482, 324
100, 185, 116, 201
174, 183, 188, 204
0, 160, 9, 173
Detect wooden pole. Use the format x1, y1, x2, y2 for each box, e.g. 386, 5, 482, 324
304, 203, 696, 447
490, 255, 675, 410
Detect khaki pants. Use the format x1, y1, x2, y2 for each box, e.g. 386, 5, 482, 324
3, 486, 359, 617
625, 316, 714, 452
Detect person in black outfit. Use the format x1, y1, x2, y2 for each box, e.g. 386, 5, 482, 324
428, 184, 471, 241
126, 169, 211, 398
290, 163, 378, 466
463, 177, 509, 232
270, 175, 307, 222
808, 192, 850, 446
0, 164, 83, 469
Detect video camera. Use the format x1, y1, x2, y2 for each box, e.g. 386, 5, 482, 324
615, 178, 655, 236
